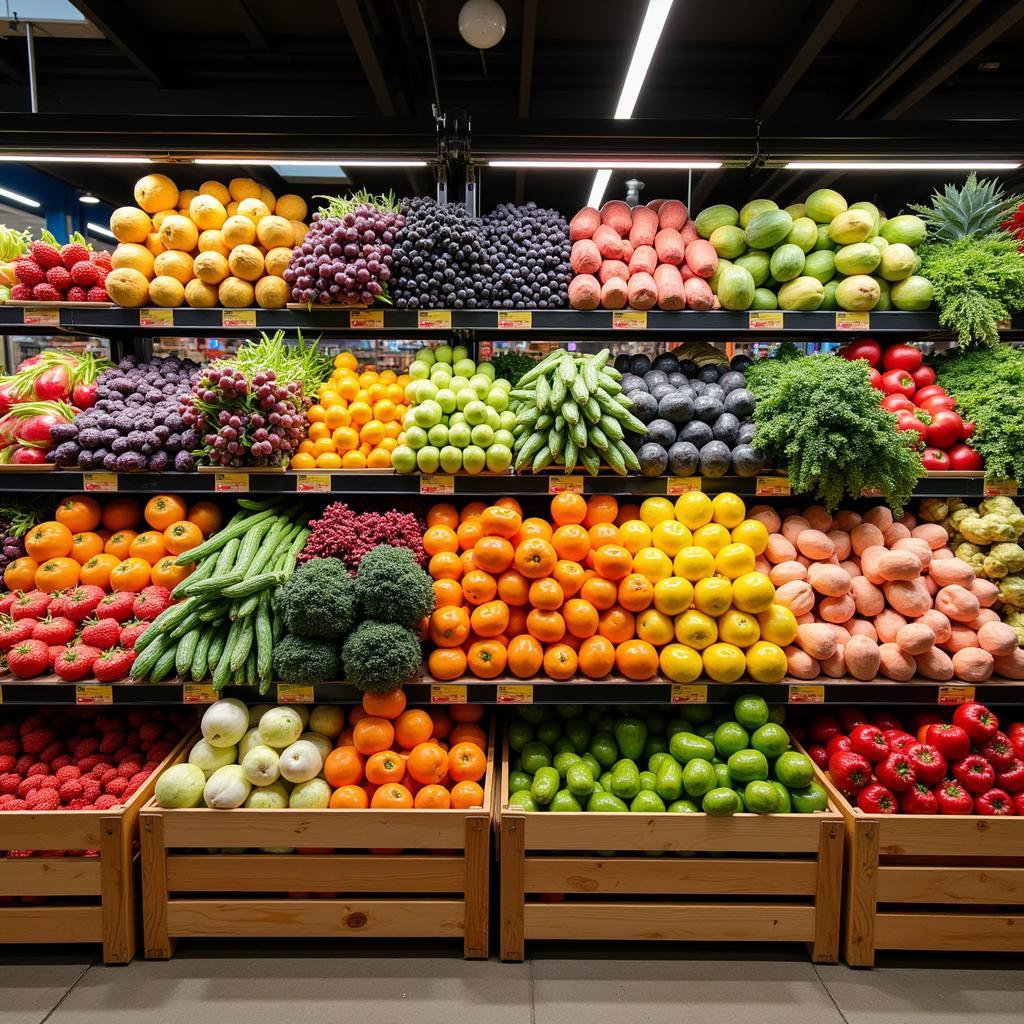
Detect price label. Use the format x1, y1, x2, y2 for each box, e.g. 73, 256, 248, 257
860, 487, 884, 498
419, 474, 455, 495
139, 308, 173, 328
276, 683, 314, 704
430, 684, 468, 704
0, 685, 4, 704
671, 684, 707, 705
984, 479, 1018, 497
748, 311, 783, 330
788, 684, 825, 705
222, 309, 256, 328
22, 306, 60, 326
836, 312, 870, 331
183, 683, 217, 705
418, 311, 451, 330
667, 476, 701, 496
497, 684, 533, 705
612, 311, 647, 330
938, 684, 976, 706
756, 475, 791, 497
296, 473, 331, 493
548, 475, 584, 495
76, 684, 113, 706
215, 472, 249, 493
996, 318, 1013, 331
498, 311, 532, 329
83, 472, 117, 493
349, 310, 384, 330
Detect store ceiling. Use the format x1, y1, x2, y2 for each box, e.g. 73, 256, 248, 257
1, 0, 1023, 215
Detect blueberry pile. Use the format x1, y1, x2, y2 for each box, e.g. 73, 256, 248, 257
49, 355, 200, 472
618, 351, 766, 478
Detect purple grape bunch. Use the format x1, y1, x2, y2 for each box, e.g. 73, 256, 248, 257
0, 515, 25, 574
283, 201, 405, 306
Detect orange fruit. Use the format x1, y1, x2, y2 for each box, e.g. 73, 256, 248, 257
563, 598, 599, 638
584, 494, 619, 528
450, 781, 485, 808
543, 643, 578, 680
578, 635, 616, 679
550, 492, 587, 525
353, 717, 395, 755
551, 524, 590, 562
580, 575, 617, 611
552, 559, 586, 598
426, 503, 459, 529
423, 525, 459, 556
362, 689, 407, 719
528, 577, 564, 610
593, 544, 633, 581
394, 709, 434, 749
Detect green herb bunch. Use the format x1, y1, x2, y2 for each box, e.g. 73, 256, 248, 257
234, 330, 332, 395
748, 353, 923, 513
489, 351, 537, 386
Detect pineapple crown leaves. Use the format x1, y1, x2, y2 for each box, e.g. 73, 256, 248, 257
910, 173, 1024, 241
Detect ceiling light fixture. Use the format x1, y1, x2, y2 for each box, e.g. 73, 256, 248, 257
0, 186, 41, 208
785, 161, 1021, 170
588, 0, 675, 208
79, 193, 100, 204
194, 159, 427, 167
492, 160, 721, 169
86, 222, 115, 239
0, 156, 151, 164
458, 0, 506, 49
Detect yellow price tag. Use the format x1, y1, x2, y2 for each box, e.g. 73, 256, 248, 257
667, 476, 701, 496
417, 311, 451, 330
671, 684, 707, 705
76, 684, 113, 706
83, 472, 118, 493
419, 474, 455, 495
0, 685, 3, 704
296, 473, 331, 493
611, 311, 647, 330
748, 311, 783, 330
860, 487, 884, 498
497, 684, 533, 705
430, 684, 468, 705
139, 308, 173, 328
938, 684, 976, 706
215, 472, 250, 493
836, 312, 870, 330
788, 684, 824, 705
222, 309, 256, 328
349, 310, 384, 329
984, 479, 1018, 497
276, 683, 314, 704
756, 475, 791, 497
23, 306, 60, 326
497, 311, 532, 329
548, 475, 584, 495
183, 683, 217, 705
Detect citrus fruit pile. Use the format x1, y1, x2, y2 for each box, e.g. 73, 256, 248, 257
423, 491, 796, 683
291, 352, 411, 470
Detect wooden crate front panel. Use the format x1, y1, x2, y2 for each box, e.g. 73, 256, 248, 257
0, 811, 105, 851
0, 905, 102, 943
877, 814, 1024, 858
874, 912, 1024, 952
0, 857, 101, 897
875, 864, 1024, 905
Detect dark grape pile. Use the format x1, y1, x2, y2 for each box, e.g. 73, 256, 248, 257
181, 364, 308, 468
0, 515, 25, 574
391, 198, 571, 309
283, 203, 405, 306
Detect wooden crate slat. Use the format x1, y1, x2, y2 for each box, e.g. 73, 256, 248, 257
523, 902, 817, 942
877, 815, 1024, 858
166, 898, 467, 939
874, 912, 1024, 952
0, 812, 104, 850
0, 858, 101, 897
0, 904, 103, 943
524, 856, 818, 895
875, 865, 1024, 905
166, 854, 465, 893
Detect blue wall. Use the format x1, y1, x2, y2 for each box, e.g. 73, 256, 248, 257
0, 163, 114, 241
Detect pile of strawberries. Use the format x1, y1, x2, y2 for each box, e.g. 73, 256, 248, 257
0, 583, 170, 682
11, 239, 111, 304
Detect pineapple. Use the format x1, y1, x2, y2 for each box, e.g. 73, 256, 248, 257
911, 172, 1024, 240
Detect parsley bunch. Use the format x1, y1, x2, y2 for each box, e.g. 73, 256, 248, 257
748, 353, 923, 513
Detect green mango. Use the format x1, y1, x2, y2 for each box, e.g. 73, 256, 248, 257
639, 770, 657, 792
599, 771, 613, 792
648, 751, 672, 774
587, 791, 628, 813
580, 753, 601, 778
553, 738, 575, 755
564, 717, 591, 754
751, 723, 790, 758
713, 721, 750, 759
733, 694, 769, 730
614, 717, 648, 761
714, 762, 734, 790
630, 790, 666, 813
774, 751, 814, 788
591, 731, 619, 768
555, 703, 584, 719
745, 779, 781, 814
553, 751, 582, 780
771, 781, 792, 813
682, 758, 717, 798
655, 757, 683, 802
566, 760, 596, 798
549, 789, 581, 812
507, 771, 533, 794
728, 748, 769, 783
667, 799, 700, 813
790, 781, 829, 813
520, 741, 552, 775
643, 735, 668, 761
507, 790, 537, 812
609, 759, 641, 800
530, 766, 560, 806
669, 731, 715, 764
702, 787, 740, 816
508, 719, 534, 752
536, 720, 562, 748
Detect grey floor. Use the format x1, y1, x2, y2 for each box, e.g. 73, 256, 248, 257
3, 945, 1024, 1024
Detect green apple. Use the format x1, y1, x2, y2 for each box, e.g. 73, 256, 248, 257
404, 380, 419, 403
452, 345, 469, 363
412, 400, 442, 428
415, 346, 435, 365
435, 388, 457, 414
469, 374, 491, 398
391, 445, 416, 473
409, 360, 430, 380
456, 388, 478, 411
427, 423, 449, 447
448, 421, 472, 448
499, 410, 517, 431
492, 377, 512, 393
484, 407, 501, 431
470, 423, 494, 448
430, 366, 452, 387
413, 379, 438, 404
404, 425, 428, 450
486, 443, 512, 472
493, 429, 515, 448
434, 344, 453, 364
464, 400, 487, 426
476, 361, 496, 380
449, 375, 470, 393
454, 358, 477, 378
439, 445, 463, 473
449, 411, 466, 426
462, 445, 486, 474
416, 445, 440, 473
487, 387, 509, 412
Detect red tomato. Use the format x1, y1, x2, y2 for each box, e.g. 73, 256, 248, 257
962, 420, 977, 440
909, 365, 936, 390
868, 367, 884, 390
880, 394, 914, 414
919, 394, 957, 414
896, 410, 929, 443
881, 344, 923, 372
921, 447, 950, 471
881, 369, 917, 397
947, 443, 983, 470
925, 410, 965, 449
913, 384, 947, 403
840, 339, 882, 366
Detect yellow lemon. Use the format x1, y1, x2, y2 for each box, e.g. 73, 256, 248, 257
718, 609, 761, 648
673, 545, 715, 582
276, 194, 308, 220
732, 571, 776, 614
199, 180, 231, 205
291, 220, 309, 244
632, 546, 672, 583
653, 576, 694, 616
144, 232, 165, 256
148, 275, 185, 308
660, 643, 703, 683
711, 492, 746, 528
693, 576, 733, 617
222, 215, 257, 248
153, 249, 194, 284
731, 518, 770, 556
198, 229, 230, 257
228, 177, 262, 202
264, 246, 293, 278
218, 276, 254, 308
674, 609, 718, 650
618, 519, 652, 555
189, 194, 227, 231
228, 244, 265, 282
104, 267, 150, 307
714, 542, 756, 579
693, 523, 731, 556
255, 276, 289, 309
133, 173, 179, 214
259, 185, 277, 210
674, 491, 713, 530
109, 206, 152, 243
636, 608, 674, 646
745, 640, 788, 683
111, 242, 154, 278
193, 250, 230, 285
757, 603, 798, 646
184, 279, 218, 308
639, 497, 676, 528
177, 189, 199, 214
256, 215, 294, 249
237, 197, 271, 225
703, 642, 746, 682
651, 519, 692, 557
158, 214, 199, 253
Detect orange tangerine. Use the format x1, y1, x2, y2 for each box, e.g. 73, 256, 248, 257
307, 404, 326, 423
312, 437, 335, 457
324, 405, 350, 430
332, 426, 358, 451
349, 401, 372, 425
316, 452, 343, 468
291, 452, 316, 469
360, 420, 385, 446
367, 448, 391, 468
341, 451, 366, 468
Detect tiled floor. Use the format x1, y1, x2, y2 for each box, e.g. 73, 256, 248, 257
2, 946, 1023, 1024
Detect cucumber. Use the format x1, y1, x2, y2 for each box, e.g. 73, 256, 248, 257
583, 397, 602, 425
569, 417, 588, 449
136, 596, 197, 651
513, 349, 563, 389
150, 646, 178, 683
206, 627, 227, 676
615, 439, 641, 472
171, 554, 215, 598
558, 351, 577, 385
213, 619, 243, 690
563, 435, 578, 473
588, 425, 610, 452
221, 570, 287, 599
229, 618, 254, 673
255, 592, 273, 690
599, 414, 624, 441
190, 629, 213, 682
582, 358, 599, 393
531, 445, 553, 473
130, 631, 171, 680
561, 399, 579, 425
548, 425, 564, 457
570, 376, 590, 405
175, 628, 200, 678
515, 432, 546, 471
603, 443, 628, 476
580, 445, 601, 477
549, 374, 566, 408
172, 508, 279, 566
534, 374, 550, 412
169, 609, 204, 640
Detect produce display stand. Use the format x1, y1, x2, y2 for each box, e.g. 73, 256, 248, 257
140, 721, 495, 959
811, 757, 1024, 966
498, 730, 844, 962
0, 732, 192, 964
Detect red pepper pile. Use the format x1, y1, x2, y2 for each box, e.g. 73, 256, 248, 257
838, 339, 981, 472
803, 702, 1024, 815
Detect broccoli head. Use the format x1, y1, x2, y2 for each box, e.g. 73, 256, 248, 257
275, 557, 357, 639
271, 634, 340, 684
341, 620, 421, 693
354, 544, 435, 628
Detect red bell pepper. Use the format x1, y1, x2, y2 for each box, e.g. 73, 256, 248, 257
881, 394, 914, 414
899, 782, 938, 815
935, 779, 974, 815
881, 368, 917, 397
921, 447, 950, 471
857, 783, 898, 814
919, 394, 957, 414
840, 339, 881, 366
980, 732, 1015, 771
947, 443, 983, 471
953, 702, 999, 744
875, 751, 916, 792
997, 758, 1024, 793
975, 788, 1016, 816
896, 409, 930, 444
807, 744, 829, 771
829, 750, 873, 795
924, 723, 971, 760
826, 734, 853, 760
869, 710, 905, 731
913, 384, 947, 404
881, 343, 922, 372
849, 723, 890, 762
903, 742, 947, 786
883, 729, 915, 751
909, 364, 936, 390
838, 708, 868, 732
808, 712, 841, 744
926, 410, 965, 449
952, 754, 996, 794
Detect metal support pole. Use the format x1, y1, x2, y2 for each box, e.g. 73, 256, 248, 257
24, 22, 37, 113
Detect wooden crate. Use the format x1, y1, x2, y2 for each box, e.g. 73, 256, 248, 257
141, 722, 495, 959
499, 730, 844, 962
0, 733, 191, 964
812, 760, 1024, 966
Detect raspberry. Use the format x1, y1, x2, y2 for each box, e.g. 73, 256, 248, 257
31, 282, 61, 301
26, 789, 60, 810
100, 768, 119, 785
19, 716, 44, 736
148, 741, 174, 761
138, 722, 163, 742
118, 760, 142, 779
37, 776, 60, 790
91, 248, 112, 267
86, 285, 109, 302
99, 732, 125, 755
68, 799, 91, 810
55, 765, 81, 783
0, 739, 20, 757
0, 774, 20, 795
129, 769, 151, 786
13, 258, 44, 286
15, 755, 34, 776
66, 285, 87, 302
93, 795, 118, 810
10, 284, 30, 300
27, 762, 49, 777
61, 242, 90, 269
18, 779, 37, 798
104, 777, 128, 797
89, 762, 112, 779
22, 729, 54, 755
51, 755, 72, 772
39, 741, 64, 764
58, 780, 83, 802
113, 745, 137, 763
0, 755, 14, 773
0, 724, 17, 740
45, 265, 72, 291
80, 779, 101, 801
5, 799, 27, 811
75, 737, 99, 758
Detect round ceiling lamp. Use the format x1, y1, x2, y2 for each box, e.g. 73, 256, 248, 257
458, 0, 506, 49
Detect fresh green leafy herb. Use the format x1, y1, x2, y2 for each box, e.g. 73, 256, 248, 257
234, 330, 332, 395
489, 351, 537, 386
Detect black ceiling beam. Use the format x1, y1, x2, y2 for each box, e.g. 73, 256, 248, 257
69, 1, 167, 86
0, 38, 23, 83
514, 0, 538, 205
336, 0, 402, 117
756, 0, 858, 119
228, 0, 270, 52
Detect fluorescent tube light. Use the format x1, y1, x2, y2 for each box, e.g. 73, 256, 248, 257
0, 187, 41, 208
589, 0, 675, 208
194, 159, 427, 167
785, 161, 1021, 170
86, 222, 115, 239
491, 160, 721, 169
0, 156, 151, 163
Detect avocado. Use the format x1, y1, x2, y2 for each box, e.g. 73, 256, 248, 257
698, 365, 721, 384
652, 353, 680, 373
637, 442, 669, 477
620, 373, 646, 393
677, 359, 699, 378
643, 370, 668, 387
730, 354, 753, 372
629, 354, 652, 376
724, 388, 756, 418
694, 394, 724, 423
701, 383, 726, 403
699, 439, 732, 477
717, 370, 747, 394
731, 443, 766, 476
614, 353, 632, 373
667, 372, 687, 387
644, 418, 677, 448
737, 421, 757, 445
667, 441, 699, 475
650, 383, 676, 401
688, 380, 706, 396
712, 412, 740, 445
679, 419, 713, 448
658, 391, 694, 424
629, 391, 659, 423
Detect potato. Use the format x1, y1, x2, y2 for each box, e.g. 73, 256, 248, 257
874, 608, 908, 644
567, 274, 600, 310
952, 647, 994, 682
893, 536, 931, 568
782, 515, 811, 545
683, 238, 717, 278
916, 646, 954, 681
863, 505, 894, 531
851, 523, 884, 556
680, 221, 699, 244
877, 550, 922, 581
600, 200, 632, 236
884, 579, 932, 618
917, 608, 952, 644
754, 555, 772, 576
796, 529, 835, 560
807, 562, 851, 597
895, 622, 935, 656
994, 648, 1024, 679
970, 577, 1000, 608
911, 523, 948, 550
654, 227, 686, 266
628, 205, 659, 247
654, 263, 686, 310
773, 580, 815, 616
683, 277, 714, 310
600, 276, 628, 310
769, 561, 805, 586
827, 530, 852, 561
627, 271, 658, 310
945, 625, 979, 653
785, 646, 820, 680
847, 619, 879, 642
840, 558, 861, 578
598, 259, 629, 284
627, 245, 658, 276
882, 522, 912, 546
821, 645, 847, 678
621, 238, 634, 261
749, 505, 782, 533
646, 198, 667, 212
829, 623, 851, 645
658, 199, 688, 231
976, 620, 1019, 657
796, 623, 838, 660
851, 576, 884, 617
879, 643, 916, 681
859, 545, 886, 584
804, 506, 832, 532
570, 239, 601, 275
680, 264, 696, 281
934, 584, 980, 624
593, 223, 626, 260
845, 634, 881, 680
569, 206, 600, 241
819, 594, 856, 624
833, 510, 862, 532
928, 558, 975, 587
765, 534, 797, 564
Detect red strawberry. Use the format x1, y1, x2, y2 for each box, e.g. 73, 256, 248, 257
93, 647, 134, 683
132, 585, 172, 621
0, 594, 15, 616
66, 286, 87, 302
47, 644, 66, 668
0, 617, 37, 650
14, 258, 44, 286
30, 241, 61, 269
54, 644, 101, 681
118, 620, 150, 650
60, 242, 90, 269
45, 266, 72, 292
81, 618, 120, 650
10, 284, 31, 300
32, 616, 76, 645
86, 285, 109, 303
69, 260, 98, 286
90, 249, 112, 268
50, 585, 104, 622
11, 590, 50, 620
96, 592, 135, 622
7, 639, 50, 678
31, 282, 61, 301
